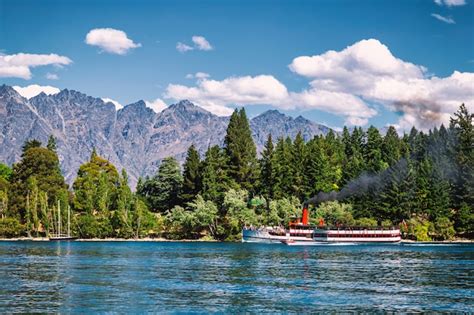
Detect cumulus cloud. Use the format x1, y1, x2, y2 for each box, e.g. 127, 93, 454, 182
289, 38, 474, 131
13, 84, 60, 99
177, 35, 213, 52
0, 53, 72, 79
434, 0, 466, 6
192, 36, 213, 51
85, 28, 141, 55
431, 13, 455, 24
102, 98, 123, 110
46, 72, 59, 80
145, 98, 167, 113
177, 42, 194, 53
185, 72, 210, 80
167, 38, 472, 129
165, 74, 375, 122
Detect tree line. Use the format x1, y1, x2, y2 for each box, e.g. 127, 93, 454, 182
0, 104, 472, 241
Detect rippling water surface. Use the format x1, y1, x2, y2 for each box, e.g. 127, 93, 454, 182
0, 241, 472, 312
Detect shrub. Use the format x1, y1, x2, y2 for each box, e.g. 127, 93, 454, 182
0, 218, 24, 237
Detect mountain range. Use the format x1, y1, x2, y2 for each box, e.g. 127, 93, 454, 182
0, 84, 331, 188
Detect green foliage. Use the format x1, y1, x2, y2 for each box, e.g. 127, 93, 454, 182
138, 157, 183, 212
450, 104, 474, 207
180, 145, 201, 204
405, 217, 432, 241
222, 189, 258, 239
355, 217, 378, 227
47, 135, 57, 152
200, 145, 233, 203
266, 197, 301, 226
259, 134, 275, 201
0, 217, 24, 237
434, 217, 455, 240
9, 144, 67, 221
75, 213, 113, 239
224, 108, 258, 192
314, 201, 354, 226
21, 139, 42, 156
73, 153, 120, 214
0, 163, 12, 181
0, 104, 472, 240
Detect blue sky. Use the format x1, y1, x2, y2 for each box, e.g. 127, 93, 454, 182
0, 0, 473, 130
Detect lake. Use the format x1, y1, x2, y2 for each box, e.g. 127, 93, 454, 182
0, 241, 472, 313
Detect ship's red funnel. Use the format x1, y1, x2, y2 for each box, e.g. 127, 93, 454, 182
302, 206, 309, 225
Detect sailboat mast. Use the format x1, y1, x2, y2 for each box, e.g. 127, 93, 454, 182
67, 205, 71, 237
58, 200, 61, 236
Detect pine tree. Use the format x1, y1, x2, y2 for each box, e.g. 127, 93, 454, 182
47, 135, 57, 152
259, 134, 275, 201
380, 159, 416, 223
180, 145, 202, 205
450, 104, 474, 207
273, 137, 293, 199
201, 145, 232, 204
224, 108, 258, 192
21, 139, 42, 157
304, 136, 333, 197
382, 126, 401, 167
291, 132, 306, 200
364, 126, 386, 173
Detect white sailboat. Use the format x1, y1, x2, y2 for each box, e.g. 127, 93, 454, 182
49, 201, 77, 241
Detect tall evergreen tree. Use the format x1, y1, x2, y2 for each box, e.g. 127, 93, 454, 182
364, 126, 386, 173
382, 126, 401, 167
291, 132, 307, 200
450, 104, 474, 207
180, 145, 202, 205
259, 134, 275, 201
273, 137, 293, 199
201, 145, 233, 204
224, 108, 258, 192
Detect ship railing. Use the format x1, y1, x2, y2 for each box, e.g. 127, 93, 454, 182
314, 225, 400, 231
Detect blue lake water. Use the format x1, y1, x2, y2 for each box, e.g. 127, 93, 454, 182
0, 241, 472, 313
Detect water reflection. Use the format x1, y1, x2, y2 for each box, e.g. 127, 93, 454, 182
0, 242, 472, 312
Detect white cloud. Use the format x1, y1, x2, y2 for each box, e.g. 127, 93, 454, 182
185, 72, 210, 80
85, 28, 141, 55
192, 36, 213, 51
0, 53, 72, 79
165, 74, 375, 123
145, 98, 167, 113
289, 38, 474, 131
434, 0, 466, 6
431, 13, 455, 24
167, 38, 473, 129
46, 72, 59, 80
177, 35, 213, 53
177, 42, 194, 53
102, 98, 123, 110
13, 84, 60, 99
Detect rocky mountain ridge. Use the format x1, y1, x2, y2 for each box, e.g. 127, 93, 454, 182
0, 85, 331, 188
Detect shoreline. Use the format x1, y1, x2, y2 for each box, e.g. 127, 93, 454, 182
0, 237, 472, 243
0, 237, 220, 242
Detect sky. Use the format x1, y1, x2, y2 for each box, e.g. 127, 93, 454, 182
0, 0, 473, 131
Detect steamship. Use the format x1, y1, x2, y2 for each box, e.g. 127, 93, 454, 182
242, 205, 401, 244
